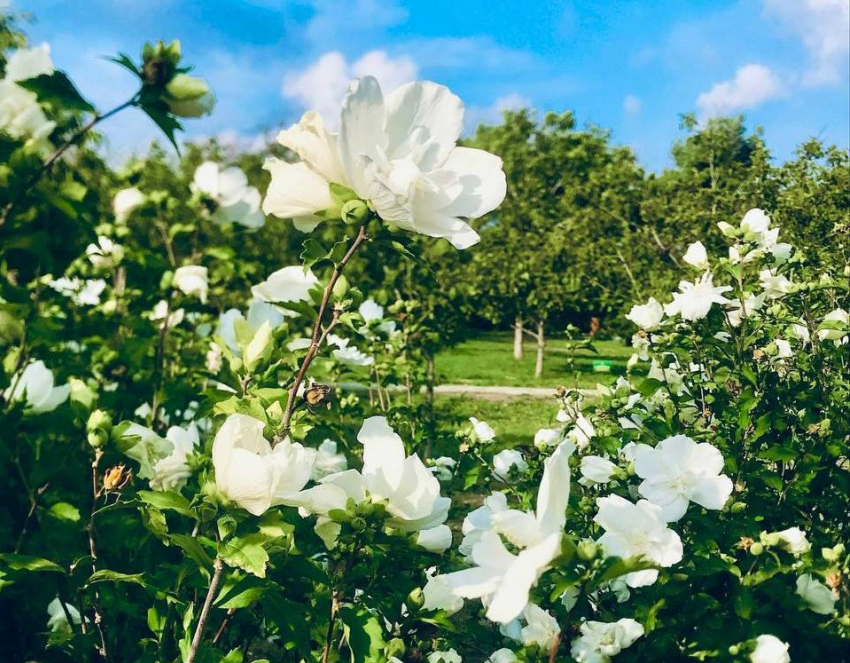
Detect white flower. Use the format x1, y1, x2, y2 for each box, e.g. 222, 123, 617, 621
789, 319, 810, 343
212, 413, 316, 516
150, 299, 184, 330
263, 77, 507, 249
816, 308, 848, 344
358, 298, 384, 322
534, 427, 561, 450
50, 277, 106, 306
6, 43, 54, 81
150, 423, 199, 492
773, 526, 811, 555
795, 573, 835, 615
567, 415, 595, 450
418, 524, 453, 553
85, 236, 124, 269
329, 334, 374, 366
292, 417, 450, 544
46, 598, 84, 632
741, 208, 770, 236
217, 300, 284, 354
594, 495, 683, 587
173, 265, 208, 303
519, 603, 560, 649
682, 241, 709, 270
759, 269, 792, 299
664, 273, 732, 321
485, 649, 517, 663
428, 649, 462, 663
4, 360, 69, 413
193, 161, 265, 229
579, 455, 618, 486
625, 297, 664, 331
492, 449, 528, 481
113, 187, 145, 222
726, 292, 766, 327
632, 435, 733, 522
459, 491, 508, 557
311, 439, 348, 480
469, 416, 496, 443
429, 456, 457, 482
774, 339, 793, 360
441, 442, 573, 623
0, 45, 56, 148
570, 618, 644, 663
423, 568, 464, 615
251, 266, 318, 308
750, 634, 790, 663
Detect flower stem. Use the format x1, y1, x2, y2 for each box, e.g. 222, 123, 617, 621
186, 557, 224, 663
280, 224, 369, 436
320, 594, 340, 663
0, 95, 138, 227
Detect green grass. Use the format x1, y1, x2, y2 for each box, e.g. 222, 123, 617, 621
435, 331, 632, 389
433, 395, 563, 450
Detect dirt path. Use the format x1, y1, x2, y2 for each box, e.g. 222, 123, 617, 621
337, 382, 597, 401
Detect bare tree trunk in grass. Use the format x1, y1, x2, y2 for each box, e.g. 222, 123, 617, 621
535, 319, 545, 379
513, 316, 524, 360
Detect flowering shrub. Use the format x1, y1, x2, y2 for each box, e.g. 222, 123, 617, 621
1, 19, 848, 663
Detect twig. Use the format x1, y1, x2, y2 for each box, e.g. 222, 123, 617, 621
88, 449, 108, 659
0, 96, 138, 227
212, 608, 235, 645
280, 224, 369, 435
186, 558, 224, 663
321, 594, 340, 663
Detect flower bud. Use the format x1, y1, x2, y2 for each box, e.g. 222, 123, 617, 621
340, 199, 368, 225
577, 540, 599, 561
164, 74, 215, 118
750, 542, 764, 555
87, 409, 113, 434
406, 587, 424, 608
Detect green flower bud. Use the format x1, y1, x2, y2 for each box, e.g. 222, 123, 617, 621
164, 74, 215, 118
87, 409, 113, 434
406, 587, 424, 608
333, 274, 350, 300
750, 542, 764, 555
340, 199, 368, 225
577, 540, 599, 561
731, 501, 747, 514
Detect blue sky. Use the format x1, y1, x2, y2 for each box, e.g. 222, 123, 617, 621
18, 0, 850, 170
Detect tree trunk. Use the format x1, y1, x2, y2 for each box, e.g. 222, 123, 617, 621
513, 316, 524, 361
534, 319, 545, 379
425, 353, 435, 406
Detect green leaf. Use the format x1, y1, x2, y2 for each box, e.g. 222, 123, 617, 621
220, 534, 269, 578
598, 555, 658, 584
170, 534, 215, 570
0, 554, 65, 574
46, 502, 81, 523
87, 569, 147, 586
108, 52, 141, 77
215, 575, 266, 609
339, 606, 385, 663
19, 71, 95, 112
300, 238, 329, 270
138, 490, 194, 517
139, 101, 182, 152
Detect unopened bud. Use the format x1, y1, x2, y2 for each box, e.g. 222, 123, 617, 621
577, 540, 599, 561
340, 199, 368, 225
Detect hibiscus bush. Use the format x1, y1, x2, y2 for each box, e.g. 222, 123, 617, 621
1, 20, 849, 663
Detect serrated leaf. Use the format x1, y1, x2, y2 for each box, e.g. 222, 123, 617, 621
220, 534, 269, 578
139, 101, 182, 152
138, 490, 194, 517
170, 534, 215, 570
340, 606, 385, 663
0, 554, 65, 574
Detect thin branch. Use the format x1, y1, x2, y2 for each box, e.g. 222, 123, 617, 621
320, 595, 340, 663
88, 449, 108, 659
0, 96, 138, 227
186, 558, 224, 663
212, 608, 235, 645
280, 224, 369, 435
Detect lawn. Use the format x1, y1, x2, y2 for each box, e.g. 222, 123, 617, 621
434, 331, 632, 389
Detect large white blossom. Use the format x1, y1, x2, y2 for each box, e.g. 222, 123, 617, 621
427, 650, 462, 663
795, 573, 836, 615
594, 494, 683, 587
771, 526, 811, 555
625, 297, 664, 331
263, 77, 507, 249
4, 360, 69, 413
50, 277, 106, 306
817, 308, 848, 345
292, 417, 450, 547
311, 439, 348, 480
193, 161, 265, 229
759, 269, 792, 299
517, 603, 560, 649
632, 435, 733, 522
664, 273, 732, 321
469, 416, 496, 443
750, 634, 790, 663
726, 292, 766, 327
251, 266, 318, 308
440, 441, 572, 623
682, 241, 709, 270
485, 650, 517, 663
459, 491, 508, 557
173, 265, 208, 303
113, 187, 145, 223
492, 449, 528, 481
579, 455, 618, 486
422, 568, 464, 615
570, 618, 644, 663
212, 413, 316, 516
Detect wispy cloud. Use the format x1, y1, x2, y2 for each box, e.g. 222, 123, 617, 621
623, 94, 642, 115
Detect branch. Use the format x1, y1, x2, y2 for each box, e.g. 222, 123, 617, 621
186, 558, 224, 663
88, 449, 108, 659
320, 594, 340, 663
0, 96, 138, 227
280, 224, 369, 435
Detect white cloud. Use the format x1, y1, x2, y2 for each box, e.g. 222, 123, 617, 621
764, 0, 850, 86
623, 94, 642, 115
303, 0, 408, 47
401, 36, 536, 73
465, 93, 531, 133
282, 50, 418, 125
696, 64, 786, 117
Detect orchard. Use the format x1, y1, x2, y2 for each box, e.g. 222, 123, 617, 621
0, 6, 848, 663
